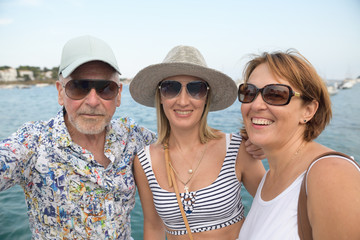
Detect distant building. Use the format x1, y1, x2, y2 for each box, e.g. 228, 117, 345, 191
44, 71, 53, 79
0, 67, 17, 82
120, 78, 132, 84
18, 70, 35, 81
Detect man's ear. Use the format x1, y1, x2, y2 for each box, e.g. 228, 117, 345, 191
116, 84, 123, 107
56, 81, 64, 106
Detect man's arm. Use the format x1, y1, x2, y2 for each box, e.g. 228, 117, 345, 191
0, 123, 34, 191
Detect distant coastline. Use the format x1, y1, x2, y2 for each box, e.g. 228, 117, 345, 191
0, 78, 131, 86
0, 65, 131, 85
0, 79, 56, 85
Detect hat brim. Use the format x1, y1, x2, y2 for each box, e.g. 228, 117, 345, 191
130, 62, 237, 111
60, 57, 121, 78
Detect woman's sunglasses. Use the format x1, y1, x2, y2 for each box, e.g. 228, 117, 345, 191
238, 83, 301, 106
159, 80, 209, 99
62, 79, 120, 100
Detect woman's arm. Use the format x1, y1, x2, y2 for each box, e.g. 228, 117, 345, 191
236, 141, 266, 197
244, 139, 266, 160
133, 155, 166, 240
307, 157, 360, 239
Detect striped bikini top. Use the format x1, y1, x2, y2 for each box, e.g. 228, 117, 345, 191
137, 133, 245, 235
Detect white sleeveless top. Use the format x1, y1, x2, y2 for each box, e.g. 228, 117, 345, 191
237, 154, 360, 240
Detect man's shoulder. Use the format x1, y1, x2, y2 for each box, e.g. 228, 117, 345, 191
16, 118, 55, 135
111, 116, 149, 132
112, 116, 136, 126
18, 110, 63, 133
110, 116, 156, 145
0, 117, 58, 151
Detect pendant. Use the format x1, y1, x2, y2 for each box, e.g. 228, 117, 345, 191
182, 191, 196, 215
184, 185, 189, 194
188, 169, 193, 174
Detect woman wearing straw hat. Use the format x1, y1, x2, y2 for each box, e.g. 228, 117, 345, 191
130, 45, 265, 240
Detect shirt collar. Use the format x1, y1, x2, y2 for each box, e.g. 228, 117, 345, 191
53, 108, 72, 148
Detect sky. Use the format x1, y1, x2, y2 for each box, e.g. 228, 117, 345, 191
0, 0, 359, 81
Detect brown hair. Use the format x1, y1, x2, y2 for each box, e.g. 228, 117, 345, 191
155, 85, 220, 144
242, 49, 332, 141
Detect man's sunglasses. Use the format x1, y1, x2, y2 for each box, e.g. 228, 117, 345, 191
238, 83, 301, 106
158, 80, 209, 99
62, 79, 120, 100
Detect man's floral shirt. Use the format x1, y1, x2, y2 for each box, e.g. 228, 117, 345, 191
0, 109, 156, 239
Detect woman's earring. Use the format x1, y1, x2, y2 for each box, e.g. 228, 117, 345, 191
304, 119, 307, 123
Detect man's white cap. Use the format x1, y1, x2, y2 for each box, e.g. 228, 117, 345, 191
59, 35, 121, 78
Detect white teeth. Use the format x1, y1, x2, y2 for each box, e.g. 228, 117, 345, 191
176, 110, 192, 115
252, 118, 273, 125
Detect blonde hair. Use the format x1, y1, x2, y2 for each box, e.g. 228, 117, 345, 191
242, 49, 332, 141
155, 86, 221, 144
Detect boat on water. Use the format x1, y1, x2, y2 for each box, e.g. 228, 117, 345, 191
15, 84, 31, 89
35, 83, 51, 87
325, 81, 339, 96
0, 85, 16, 89
338, 79, 356, 89
327, 85, 339, 95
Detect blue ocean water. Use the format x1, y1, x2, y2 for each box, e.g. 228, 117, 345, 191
0, 83, 359, 239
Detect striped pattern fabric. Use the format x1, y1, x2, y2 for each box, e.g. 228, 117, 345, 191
138, 134, 245, 235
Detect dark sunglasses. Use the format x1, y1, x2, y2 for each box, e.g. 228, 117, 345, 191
238, 83, 301, 106
62, 79, 120, 100
159, 80, 209, 99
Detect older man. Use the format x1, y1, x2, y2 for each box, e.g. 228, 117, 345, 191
0, 35, 156, 239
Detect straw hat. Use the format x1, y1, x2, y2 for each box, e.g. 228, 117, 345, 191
129, 45, 237, 111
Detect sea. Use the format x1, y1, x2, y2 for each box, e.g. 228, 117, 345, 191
0, 83, 359, 240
